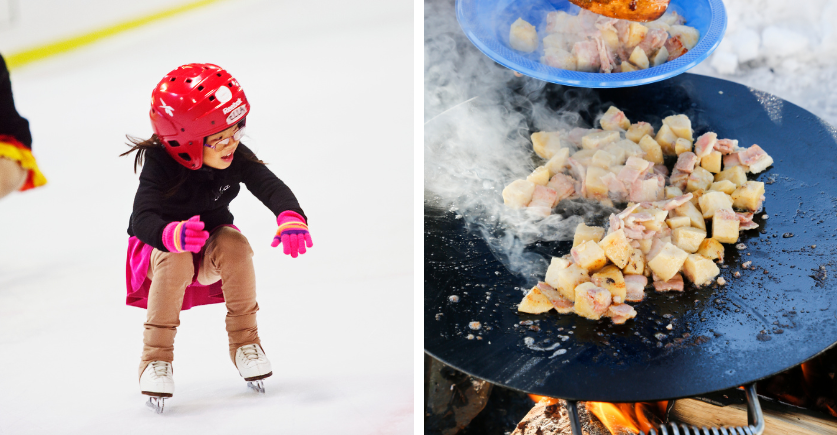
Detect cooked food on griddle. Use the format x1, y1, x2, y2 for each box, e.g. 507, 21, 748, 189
506, 105, 773, 324
509, 8, 698, 73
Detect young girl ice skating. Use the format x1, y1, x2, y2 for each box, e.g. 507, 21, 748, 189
122, 63, 312, 412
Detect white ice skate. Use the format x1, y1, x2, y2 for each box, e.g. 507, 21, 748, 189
235, 344, 272, 393
139, 361, 174, 413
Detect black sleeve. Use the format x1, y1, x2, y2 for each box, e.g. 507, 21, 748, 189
0, 54, 32, 148
131, 150, 178, 251
238, 145, 307, 222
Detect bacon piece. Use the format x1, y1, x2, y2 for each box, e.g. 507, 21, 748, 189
652, 164, 669, 177
624, 275, 648, 302
547, 174, 576, 206
662, 193, 693, 211
738, 144, 768, 165
647, 238, 666, 262
638, 28, 669, 56
669, 168, 689, 191
595, 37, 617, 74
527, 185, 558, 216
536, 282, 575, 314
694, 132, 718, 158
736, 212, 759, 231
576, 284, 613, 319
673, 152, 699, 174
616, 202, 642, 220
567, 157, 587, 198
715, 207, 737, 221
723, 153, 743, 168
714, 138, 737, 155
665, 35, 688, 61
600, 172, 628, 202
607, 303, 638, 325
629, 174, 665, 202
653, 272, 684, 292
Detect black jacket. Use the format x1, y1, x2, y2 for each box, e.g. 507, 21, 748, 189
128, 144, 305, 251
0, 54, 32, 148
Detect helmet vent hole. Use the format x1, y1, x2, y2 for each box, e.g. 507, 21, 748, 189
168, 140, 181, 148
209, 95, 216, 101
216, 73, 222, 77
227, 82, 233, 87
178, 153, 192, 161
169, 77, 176, 82
186, 79, 192, 83
180, 128, 185, 132
198, 85, 204, 91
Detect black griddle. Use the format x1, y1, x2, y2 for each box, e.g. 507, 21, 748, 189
424, 73, 837, 403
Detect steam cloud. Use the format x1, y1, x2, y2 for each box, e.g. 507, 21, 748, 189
424, 0, 615, 282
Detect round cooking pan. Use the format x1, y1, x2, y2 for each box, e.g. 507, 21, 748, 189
425, 73, 837, 403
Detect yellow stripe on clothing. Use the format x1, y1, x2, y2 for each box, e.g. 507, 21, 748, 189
5, 0, 229, 71
0, 141, 47, 189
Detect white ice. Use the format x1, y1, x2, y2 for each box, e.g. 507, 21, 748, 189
694, 0, 837, 126
0, 0, 413, 434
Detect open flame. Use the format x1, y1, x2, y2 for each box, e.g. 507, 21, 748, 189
528, 395, 667, 434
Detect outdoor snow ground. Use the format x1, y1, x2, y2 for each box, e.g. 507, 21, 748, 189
0, 0, 412, 434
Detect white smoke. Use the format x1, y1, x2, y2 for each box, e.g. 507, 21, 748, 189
424, 0, 615, 280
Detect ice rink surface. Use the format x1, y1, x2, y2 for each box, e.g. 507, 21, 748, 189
0, 0, 413, 433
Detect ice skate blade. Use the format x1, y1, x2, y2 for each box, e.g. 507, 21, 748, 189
247, 380, 266, 394
145, 396, 167, 414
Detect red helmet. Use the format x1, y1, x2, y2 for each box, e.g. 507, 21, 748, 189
149, 63, 249, 169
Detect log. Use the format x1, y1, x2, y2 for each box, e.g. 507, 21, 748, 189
669, 398, 837, 435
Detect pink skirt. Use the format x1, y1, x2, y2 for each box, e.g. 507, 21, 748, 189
124, 225, 238, 310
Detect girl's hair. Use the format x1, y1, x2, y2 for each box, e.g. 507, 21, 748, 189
121, 132, 267, 198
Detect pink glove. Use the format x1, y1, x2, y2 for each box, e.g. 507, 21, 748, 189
162, 215, 210, 253
271, 211, 313, 258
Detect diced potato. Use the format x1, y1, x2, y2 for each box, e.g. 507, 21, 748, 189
672, 226, 707, 253
715, 166, 747, 187
731, 181, 766, 212
647, 242, 689, 282
598, 229, 632, 269
629, 46, 649, 69
602, 141, 628, 165
591, 150, 615, 169
543, 33, 571, 51
582, 130, 620, 150
645, 21, 671, 32
592, 265, 626, 302
536, 283, 575, 314
622, 22, 648, 48
601, 28, 620, 51
698, 191, 734, 219
637, 134, 664, 164
682, 254, 720, 287
531, 131, 563, 159
620, 61, 639, 72
600, 106, 631, 131
651, 46, 669, 67
573, 223, 605, 247
626, 122, 654, 143
686, 167, 714, 193
544, 257, 571, 290
639, 207, 669, 232
709, 180, 736, 195
572, 240, 609, 272
518, 285, 553, 314
545, 148, 570, 176
665, 186, 683, 199
637, 239, 653, 256
571, 149, 596, 166
502, 179, 535, 208
573, 283, 612, 320
585, 166, 609, 200
541, 47, 578, 71
623, 248, 645, 275
527, 166, 551, 186
553, 263, 590, 302
666, 216, 691, 229
712, 208, 740, 244
701, 151, 722, 173
672, 200, 706, 230
663, 115, 693, 141
689, 189, 704, 207
697, 238, 724, 262
510, 18, 538, 53
674, 138, 693, 155
655, 124, 679, 155
573, 41, 600, 72
670, 25, 700, 50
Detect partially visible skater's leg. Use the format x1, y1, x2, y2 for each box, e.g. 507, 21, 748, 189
0, 157, 26, 200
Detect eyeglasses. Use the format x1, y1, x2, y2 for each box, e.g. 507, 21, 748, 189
204, 126, 246, 150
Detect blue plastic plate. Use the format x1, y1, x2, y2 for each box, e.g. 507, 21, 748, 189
456, 0, 727, 88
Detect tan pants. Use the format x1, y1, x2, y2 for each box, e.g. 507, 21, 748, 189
138, 227, 261, 378
0, 157, 27, 200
